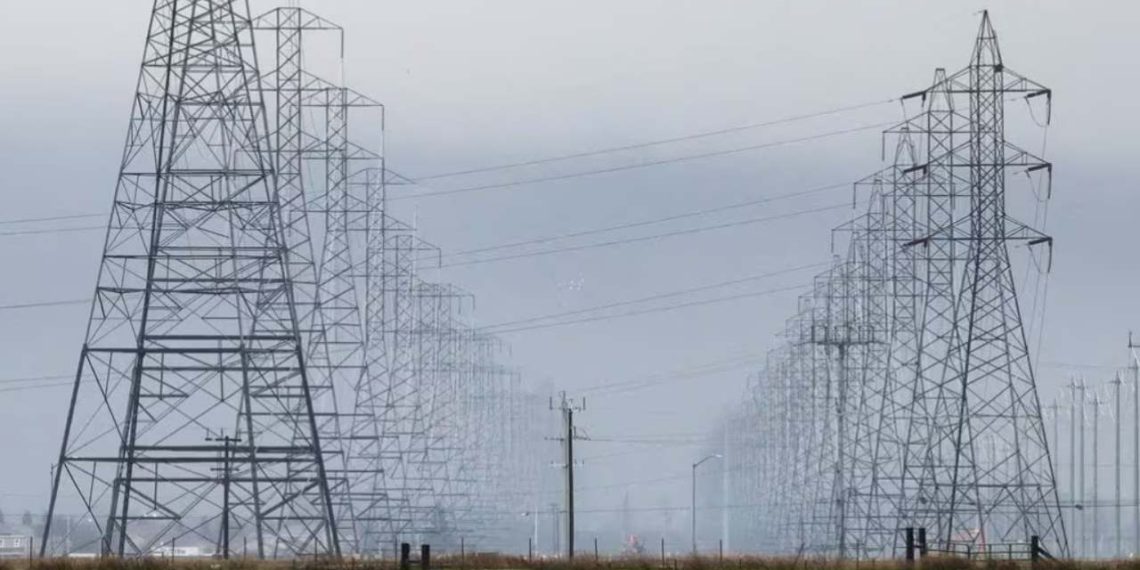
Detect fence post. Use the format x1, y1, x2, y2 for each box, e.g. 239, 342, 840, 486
661, 537, 666, 566
594, 537, 599, 561
905, 527, 915, 563
1031, 535, 1040, 565
917, 527, 927, 557
421, 544, 431, 570
460, 537, 465, 560
529, 537, 533, 561
719, 538, 723, 562
400, 542, 411, 570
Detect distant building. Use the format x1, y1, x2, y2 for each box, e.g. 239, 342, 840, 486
0, 535, 32, 558
151, 545, 210, 558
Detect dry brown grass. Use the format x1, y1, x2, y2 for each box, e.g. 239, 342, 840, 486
0, 555, 1136, 570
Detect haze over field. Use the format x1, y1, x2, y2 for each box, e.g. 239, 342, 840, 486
0, 0, 1138, 555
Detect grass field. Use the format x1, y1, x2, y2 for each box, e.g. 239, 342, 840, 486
2, 555, 1139, 570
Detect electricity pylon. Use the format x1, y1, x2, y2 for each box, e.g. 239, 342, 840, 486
253, 8, 394, 554
725, 11, 1065, 559
42, 0, 338, 557
901, 12, 1065, 554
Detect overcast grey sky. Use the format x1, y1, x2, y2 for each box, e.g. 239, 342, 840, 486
1, 0, 1138, 547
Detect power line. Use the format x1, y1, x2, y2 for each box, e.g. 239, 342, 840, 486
0, 110, 887, 235
487, 283, 808, 335
0, 213, 104, 225
393, 121, 895, 201
0, 299, 87, 311
0, 226, 103, 237
0, 229, 826, 321
1039, 360, 1121, 371
578, 350, 766, 392
446, 204, 849, 268
415, 98, 895, 180
0, 374, 72, 385
0, 133, 863, 243
0, 381, 72, 394
445, 181, 850, 259
482, 261, 826, 330
580, 354, 769, 398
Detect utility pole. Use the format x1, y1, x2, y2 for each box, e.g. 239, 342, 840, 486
1047, 397, 1061, 536
1113, 374, 1122, 558
550, 393, 586, 559
207, 432, 240, 559
1092, 391, 1101, 558
1047, 398, 1066, 551
1079, 379, 1087, 558
1130, 333, 1140, 555
722, 424, 730, 554
1068, 380, 1078, 556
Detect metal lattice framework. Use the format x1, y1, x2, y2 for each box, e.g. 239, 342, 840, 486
41, 0, 339, 557
42, 1, 551, 559
249, 5, 553, 555
719, 12, 1066, 559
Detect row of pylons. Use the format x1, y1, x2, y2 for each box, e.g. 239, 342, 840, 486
39, 2, 549, 558
718, 12, 1067, 560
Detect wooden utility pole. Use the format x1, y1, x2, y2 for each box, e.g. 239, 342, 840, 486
550, 393, 586, 559
207, 432, 240, 559
1112, 374, 1122, 557
1129, 333, 1140, 554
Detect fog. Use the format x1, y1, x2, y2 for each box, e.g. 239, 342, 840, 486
0, 0, 1138, 553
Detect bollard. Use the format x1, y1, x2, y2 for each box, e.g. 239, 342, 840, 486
403, 543, 413, 568
421, 544, 431, 570
904, 527, 915, 563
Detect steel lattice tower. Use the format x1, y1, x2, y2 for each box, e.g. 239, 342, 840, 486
722, 11, 1064, 559
902, 12, 1065, 553
41, 0, 338, 557
299, 74, 385, 555
248, 11, 352, 556
253, 9, 393, 554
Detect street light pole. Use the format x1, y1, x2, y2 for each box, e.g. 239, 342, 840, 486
692, 454, 722, 555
